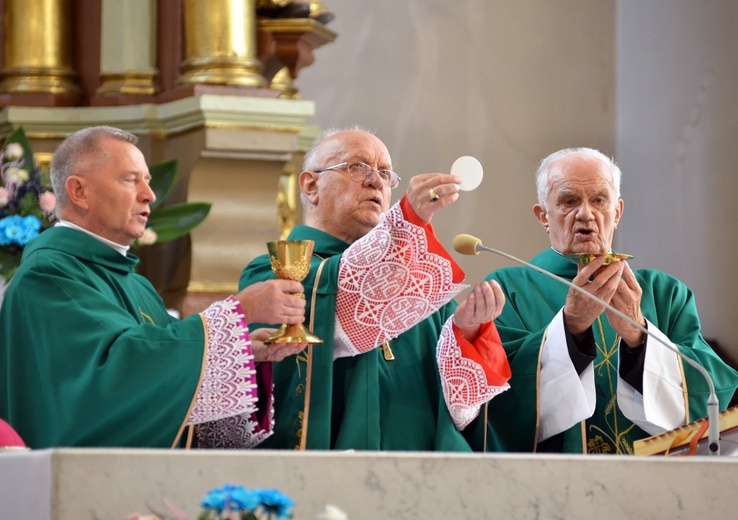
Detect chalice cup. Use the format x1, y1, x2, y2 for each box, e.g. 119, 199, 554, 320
264, 240, 323, 345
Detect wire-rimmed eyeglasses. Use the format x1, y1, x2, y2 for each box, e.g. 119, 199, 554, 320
315, 161, 401, 189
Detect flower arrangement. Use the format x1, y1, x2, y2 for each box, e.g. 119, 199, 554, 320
0, 127, 55, 280
129, 483, 295, 520
0, 127, 211, 280
198, 484, 294, 520
128, 484, 348, 520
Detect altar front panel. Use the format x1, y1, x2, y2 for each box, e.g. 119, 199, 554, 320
1, 449, 737, 519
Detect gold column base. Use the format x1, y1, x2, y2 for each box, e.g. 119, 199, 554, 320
0, 67, 80, 96
96, 72, 158, 96
177, 57, 267, 88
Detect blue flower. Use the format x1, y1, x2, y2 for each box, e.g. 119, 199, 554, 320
0, 127, 60, 279
228, 486, 260, 512
201, 486, 227, 512
0, 215, 41, 246
255, 488, 294, 520
201, 484, 260, 514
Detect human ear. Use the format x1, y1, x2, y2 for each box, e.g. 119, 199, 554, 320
533, 204, 549, 232
299, 170, 319, 205
65, 175, 90, 211
614, 198, 624, 227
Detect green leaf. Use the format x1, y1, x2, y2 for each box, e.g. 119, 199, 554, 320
146, 202, 211, 243
148, 159, 178, 211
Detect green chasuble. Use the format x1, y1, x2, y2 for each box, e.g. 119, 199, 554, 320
0, 227, 207, 448
240, 225, 486, 451
485, 248, 738, 454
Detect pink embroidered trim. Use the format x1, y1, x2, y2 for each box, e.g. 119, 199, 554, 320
194, 398, 275, 449
336, 203, 466, 354
188, 297, 258, 426
437, 318, 511, 429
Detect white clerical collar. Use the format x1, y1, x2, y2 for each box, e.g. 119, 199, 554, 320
55, 220, 130, 256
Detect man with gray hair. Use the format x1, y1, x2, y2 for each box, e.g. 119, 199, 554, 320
485, 147, 738, 453
239, 127, 512, 451
0, 125, 308, 449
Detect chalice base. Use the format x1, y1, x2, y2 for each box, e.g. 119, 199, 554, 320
264, 323, 323, 344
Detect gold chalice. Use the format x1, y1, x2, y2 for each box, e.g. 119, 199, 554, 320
264, 240, 323, 345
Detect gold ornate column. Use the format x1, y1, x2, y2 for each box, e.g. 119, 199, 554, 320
0, 0, 80, 105
94, 0, 158, 101
276, 124, 319, 237
178, 0, 267, 88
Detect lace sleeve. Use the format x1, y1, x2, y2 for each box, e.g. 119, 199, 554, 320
187, 297, 258, 424
335, 203, 467, 355
437, 318, 511, 430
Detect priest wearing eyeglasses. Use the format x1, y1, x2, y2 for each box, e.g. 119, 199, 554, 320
234, 127, 512, 451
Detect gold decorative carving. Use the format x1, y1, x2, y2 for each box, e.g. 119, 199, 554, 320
308, 1, 333, 22
256, 0, 292, 7
271, 66, 300, 99
277, 166, 299, 239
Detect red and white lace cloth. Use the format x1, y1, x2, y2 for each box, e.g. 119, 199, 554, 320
336, 198, 510, 429
188, 297, 273, 449
437, 320, 511, 429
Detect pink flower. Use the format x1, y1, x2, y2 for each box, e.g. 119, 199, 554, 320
38, 191, 56, 213
0, 187, 8, 206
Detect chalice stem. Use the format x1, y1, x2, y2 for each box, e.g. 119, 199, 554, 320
266, 323, 323, 344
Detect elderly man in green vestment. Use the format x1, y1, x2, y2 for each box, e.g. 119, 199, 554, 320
485, 147, 738, 454
0, 126, 308, 449
239, 128, 512, 451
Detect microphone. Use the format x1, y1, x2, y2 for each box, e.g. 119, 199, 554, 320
454, 233, 721, 456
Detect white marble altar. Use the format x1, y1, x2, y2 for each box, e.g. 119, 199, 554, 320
2, 448, 738, 519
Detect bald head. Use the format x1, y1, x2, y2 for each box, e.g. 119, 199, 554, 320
299, 127, 393, 243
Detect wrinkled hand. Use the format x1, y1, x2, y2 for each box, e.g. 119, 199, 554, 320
605, 261, 645, 347
235, 280, 306, 326
564, 257, 625, 336
250, 328, 308, 362
452, 280, 505, 342
407, 173, 462, 223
